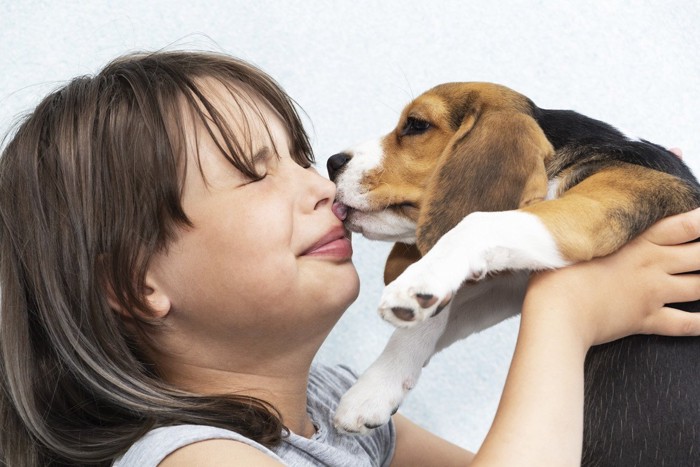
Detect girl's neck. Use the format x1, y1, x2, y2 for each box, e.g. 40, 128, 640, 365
155, 347, 320, 437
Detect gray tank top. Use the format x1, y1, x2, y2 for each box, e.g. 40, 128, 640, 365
113, 364, 395, 466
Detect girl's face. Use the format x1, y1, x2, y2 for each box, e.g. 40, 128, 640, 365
146, 84, 359, 362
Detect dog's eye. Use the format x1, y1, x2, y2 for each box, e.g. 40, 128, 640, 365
401, 117, 431, 136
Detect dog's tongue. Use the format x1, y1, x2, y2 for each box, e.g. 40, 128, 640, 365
332, 202, 348, 221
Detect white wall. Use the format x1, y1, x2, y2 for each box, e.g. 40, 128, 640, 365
2, 0, 698, 451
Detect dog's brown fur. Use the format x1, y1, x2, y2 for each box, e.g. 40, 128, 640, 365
331, 81, 700, 466
373, 83, 698, 282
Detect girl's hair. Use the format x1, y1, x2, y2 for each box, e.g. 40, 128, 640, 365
0, 51, 314, 466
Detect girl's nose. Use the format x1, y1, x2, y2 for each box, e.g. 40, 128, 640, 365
313, 172, 337, 211
297, 163, 336, 212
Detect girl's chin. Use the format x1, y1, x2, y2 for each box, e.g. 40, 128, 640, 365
329, 272, 361, 312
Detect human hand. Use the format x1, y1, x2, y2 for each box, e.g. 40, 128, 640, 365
522, 207, 700, 348
669, 147, 683, 159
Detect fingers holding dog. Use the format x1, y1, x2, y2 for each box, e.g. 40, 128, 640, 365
641, 206, 700, 246
642, 305, 700, 337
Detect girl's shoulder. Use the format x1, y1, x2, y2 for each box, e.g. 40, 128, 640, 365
112, 424, 284, 467
113, 365, 394, 467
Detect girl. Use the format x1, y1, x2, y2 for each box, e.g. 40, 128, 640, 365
1, 51, 699, 466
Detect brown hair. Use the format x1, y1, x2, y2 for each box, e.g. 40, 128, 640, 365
0, 51, 314, 466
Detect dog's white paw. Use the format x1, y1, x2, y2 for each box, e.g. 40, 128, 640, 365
333, 371, 415, 435
379, 249, 485, 326
379, 275, 453, 327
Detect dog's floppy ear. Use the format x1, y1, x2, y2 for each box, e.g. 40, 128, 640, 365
416, 110, 553, 253
384, 242, 422, 284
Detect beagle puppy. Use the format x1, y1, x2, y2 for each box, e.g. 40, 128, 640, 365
329, 82, 700, 466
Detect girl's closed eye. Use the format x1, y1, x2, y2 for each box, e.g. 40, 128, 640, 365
241, 147, 274, 185
252, 147, 271, 172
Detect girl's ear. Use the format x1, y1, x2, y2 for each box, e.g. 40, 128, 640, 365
140, 272, 172, 319
416, 110, 553, 254
384, 242, 422, 284
105, 271, 172, 320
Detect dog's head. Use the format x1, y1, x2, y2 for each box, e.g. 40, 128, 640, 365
329, 82, 554, 282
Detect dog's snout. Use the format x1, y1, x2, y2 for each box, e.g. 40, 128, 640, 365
327, 152, 351, 181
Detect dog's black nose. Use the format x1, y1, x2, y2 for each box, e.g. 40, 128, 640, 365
327, 152, 351, 181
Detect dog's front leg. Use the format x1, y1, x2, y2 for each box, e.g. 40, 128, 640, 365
333, 306, 449, 434
379, 210, 568, 326
380, 163, 700, 325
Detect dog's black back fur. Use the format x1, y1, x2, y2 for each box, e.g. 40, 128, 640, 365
534, 108, 700, 191
533, 107, 700, 466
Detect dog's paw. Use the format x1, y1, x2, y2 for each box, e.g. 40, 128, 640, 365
379, 283, 453, 327
378, 261, 461, 326
333, 372, 414, 435
378, 236, 489, 326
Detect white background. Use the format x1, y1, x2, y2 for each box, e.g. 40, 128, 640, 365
2, 0, 698, 451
